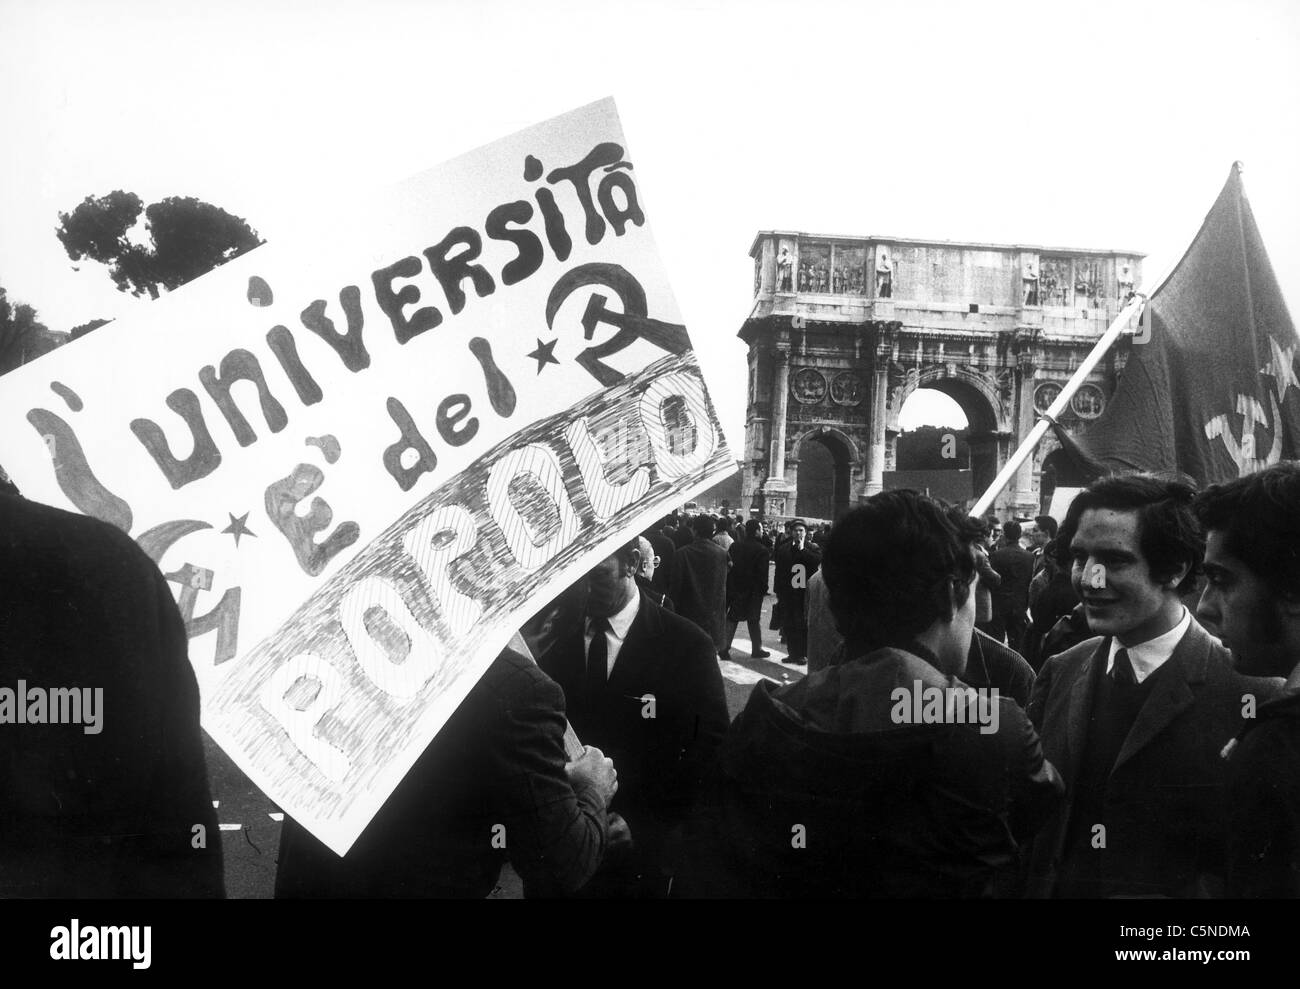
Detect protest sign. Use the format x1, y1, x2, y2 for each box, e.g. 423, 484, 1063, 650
0, 98, 734, 854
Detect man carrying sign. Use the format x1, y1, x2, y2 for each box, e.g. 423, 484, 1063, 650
0, 98, 736, 868
275, 646, 617, 898
539, 538, 729, 897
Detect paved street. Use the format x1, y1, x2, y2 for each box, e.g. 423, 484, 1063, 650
209, 564, 798, 898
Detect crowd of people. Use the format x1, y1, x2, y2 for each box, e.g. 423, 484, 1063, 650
3, 464, 1299, 898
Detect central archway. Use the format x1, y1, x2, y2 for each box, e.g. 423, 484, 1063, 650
892, 367, 1005, 506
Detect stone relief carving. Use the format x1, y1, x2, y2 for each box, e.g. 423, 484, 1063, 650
994, 367, 1015, 405
791, 367, 828, 404
830, 371, 864, 407
1071, 383, 1105, 419
887, 364, 918, 412
1034, 381, 1062, 413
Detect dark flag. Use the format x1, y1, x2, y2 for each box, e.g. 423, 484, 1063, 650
1068, 163, 1300, 485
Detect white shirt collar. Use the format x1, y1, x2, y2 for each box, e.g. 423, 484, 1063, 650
1106, 606, 1192, 684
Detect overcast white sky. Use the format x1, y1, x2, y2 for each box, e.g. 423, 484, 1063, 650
2, 0, 1297, 447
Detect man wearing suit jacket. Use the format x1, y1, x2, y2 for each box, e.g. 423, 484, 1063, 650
276, 647, 616, 898
989, 520, 1034, 647
1026, 474, 1280, 898
725, 518, 771, 658
539, 538, 729, 897
667, 514, 730, 657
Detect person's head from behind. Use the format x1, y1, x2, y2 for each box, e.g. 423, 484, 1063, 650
635, 535, 658, 584
692, 514, 715, 540
1058, 473, 1200, 645
745, 518, 762, 540
1002, 520, 1022, 547
967, 515, 991, 550
586, 538, 641, 618
821, 490, 978, 676
1194, 463, 1300, 678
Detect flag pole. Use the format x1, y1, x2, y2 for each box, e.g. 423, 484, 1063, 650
970, 293, 1147, 518
970, 162, 1250, 519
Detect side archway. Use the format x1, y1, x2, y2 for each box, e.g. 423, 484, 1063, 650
790, 426, 859, 521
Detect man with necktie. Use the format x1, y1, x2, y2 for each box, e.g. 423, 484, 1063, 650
538, 538, 729, 897
1026, 474, 1280, 897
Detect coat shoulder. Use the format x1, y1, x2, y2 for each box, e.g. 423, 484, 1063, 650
1041, 634, 1104, 675
0, 493, 157, 582
477, 647, 564, 711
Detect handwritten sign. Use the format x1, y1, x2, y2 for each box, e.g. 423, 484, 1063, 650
0, 99, 734, 854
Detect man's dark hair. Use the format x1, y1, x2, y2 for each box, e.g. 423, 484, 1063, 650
744, 519, 761, 538
1034, 515, 1058, 540
948, 509, 986, 546
1194, 462, 1300, 603
967, 515, 991, 539
1058, 473, 1202, 593
1046, 538, 1070, 569
716, 515, 733, 535
692, 514, 716, 538
1003, 520, 1022, 543
822, 490, 976, 650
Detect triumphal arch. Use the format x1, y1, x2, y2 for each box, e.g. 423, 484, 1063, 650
738, 232, 1144, 520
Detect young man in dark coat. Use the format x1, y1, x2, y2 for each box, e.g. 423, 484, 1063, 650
988, 519, 1034, 646
1024, 538, 1081, 670
0, 489, 223, 897
1026, 474, 1281, 898
773, 518, 821, 665
667, 514, 730, 656
725, 518, 771, 658
539, 539, 728, 897
1195, 463, 1300, 897
677, 491, 1062, 898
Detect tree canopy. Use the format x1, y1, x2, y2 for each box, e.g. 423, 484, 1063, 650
69, 317, 113, 341
56, 191, 263, 299
0, 286, 57, 376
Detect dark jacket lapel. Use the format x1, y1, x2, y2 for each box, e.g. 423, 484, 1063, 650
1060, 638, 1106, 784
1111, 620, 1207, 775
608, 590, 662, 695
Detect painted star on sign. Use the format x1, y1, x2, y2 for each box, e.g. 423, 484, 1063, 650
222, 512, 257, 547
527, 338, 560, 374
1261, 335, 1300, 404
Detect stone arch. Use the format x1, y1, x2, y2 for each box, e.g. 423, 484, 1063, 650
790, 424, 862, 466
789, 425, 858, 521
894, 363, 1007, 434
892, 363, 1006, 504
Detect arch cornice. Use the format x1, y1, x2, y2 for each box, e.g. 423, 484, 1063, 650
790, 424, 862, 465
893, 362, 1009, 433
